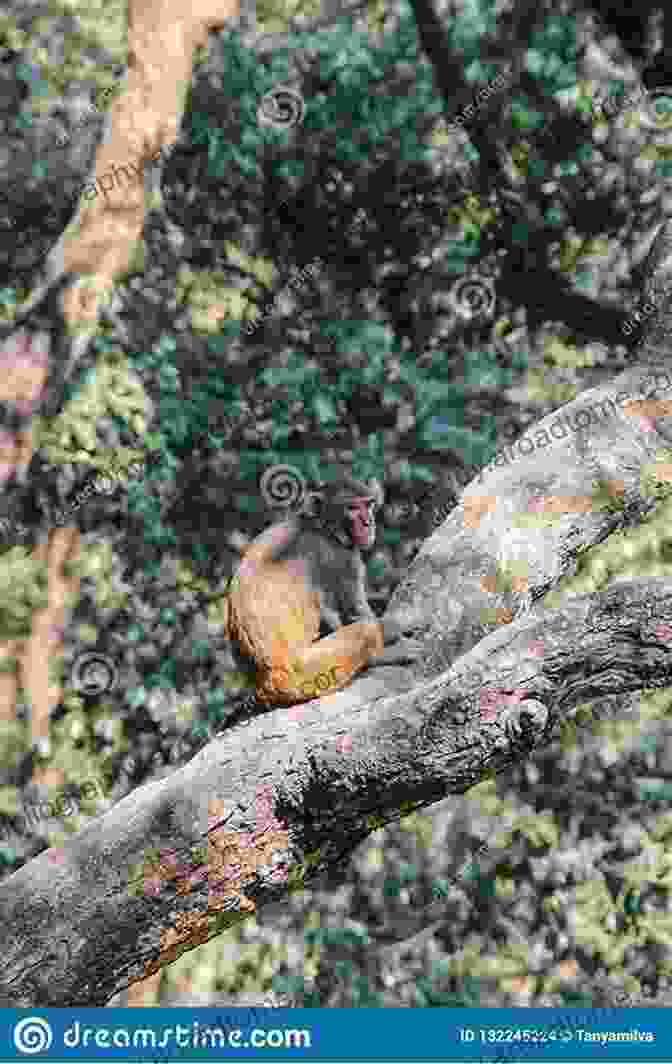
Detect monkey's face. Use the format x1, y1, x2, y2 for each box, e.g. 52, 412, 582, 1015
347, 496, 378, 549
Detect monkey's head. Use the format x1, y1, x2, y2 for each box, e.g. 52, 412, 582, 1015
305, 476, 383, 550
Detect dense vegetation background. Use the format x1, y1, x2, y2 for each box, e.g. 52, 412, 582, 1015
2, 0, 672, 1008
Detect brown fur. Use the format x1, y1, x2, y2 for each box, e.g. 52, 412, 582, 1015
225, 479, 387, 706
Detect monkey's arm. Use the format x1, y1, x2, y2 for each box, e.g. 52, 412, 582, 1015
340, 562, 422, 666
319, 605, 344, 633
367, 634, 424, 667
340, 554, 378, 623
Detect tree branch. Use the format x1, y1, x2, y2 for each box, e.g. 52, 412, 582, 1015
0, 576, 671, 1005
407, 0, 538, 189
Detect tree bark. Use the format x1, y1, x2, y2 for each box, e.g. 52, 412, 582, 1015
0, 574, 671, 1006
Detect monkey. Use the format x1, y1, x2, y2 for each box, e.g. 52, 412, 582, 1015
223, 476, 420, 707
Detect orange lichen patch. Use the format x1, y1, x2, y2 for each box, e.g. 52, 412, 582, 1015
137, 911, 231, 983
481, 570, 529, 595
526, 480, 625, 515
125, 969, 162, 1005
553, 957, 580, 981
624, 398, 672, 427
207, 786, 291, 906
510, 575, 529, 592
479, 572, 528, 595
462, 493, 497, 529
128, 788, 292, 982
136, 827, 289, 976
31, 763, 68, 789
479, 605, 515, 626
501, 975, 536, 999
601, 478, 626, 499
650, 462, 672, 483
528, 493, 596, 514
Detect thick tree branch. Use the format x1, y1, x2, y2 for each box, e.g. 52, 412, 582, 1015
0, 577, 670, 1006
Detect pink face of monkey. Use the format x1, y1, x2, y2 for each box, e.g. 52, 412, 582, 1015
347, 495, 378, 548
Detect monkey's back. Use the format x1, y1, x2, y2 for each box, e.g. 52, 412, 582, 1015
227, 519, 322, 671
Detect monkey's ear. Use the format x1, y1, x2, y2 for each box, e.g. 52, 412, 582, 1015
301, 490, 325, 518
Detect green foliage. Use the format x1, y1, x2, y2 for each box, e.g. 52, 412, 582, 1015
416, 970, 482, 1007
0, 547, 49, 640
304, 925, 370, 948
39, 348, 150, 468
559, 989, 594, 1007
0, 845, 18, 867
526, 16, 578, 93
